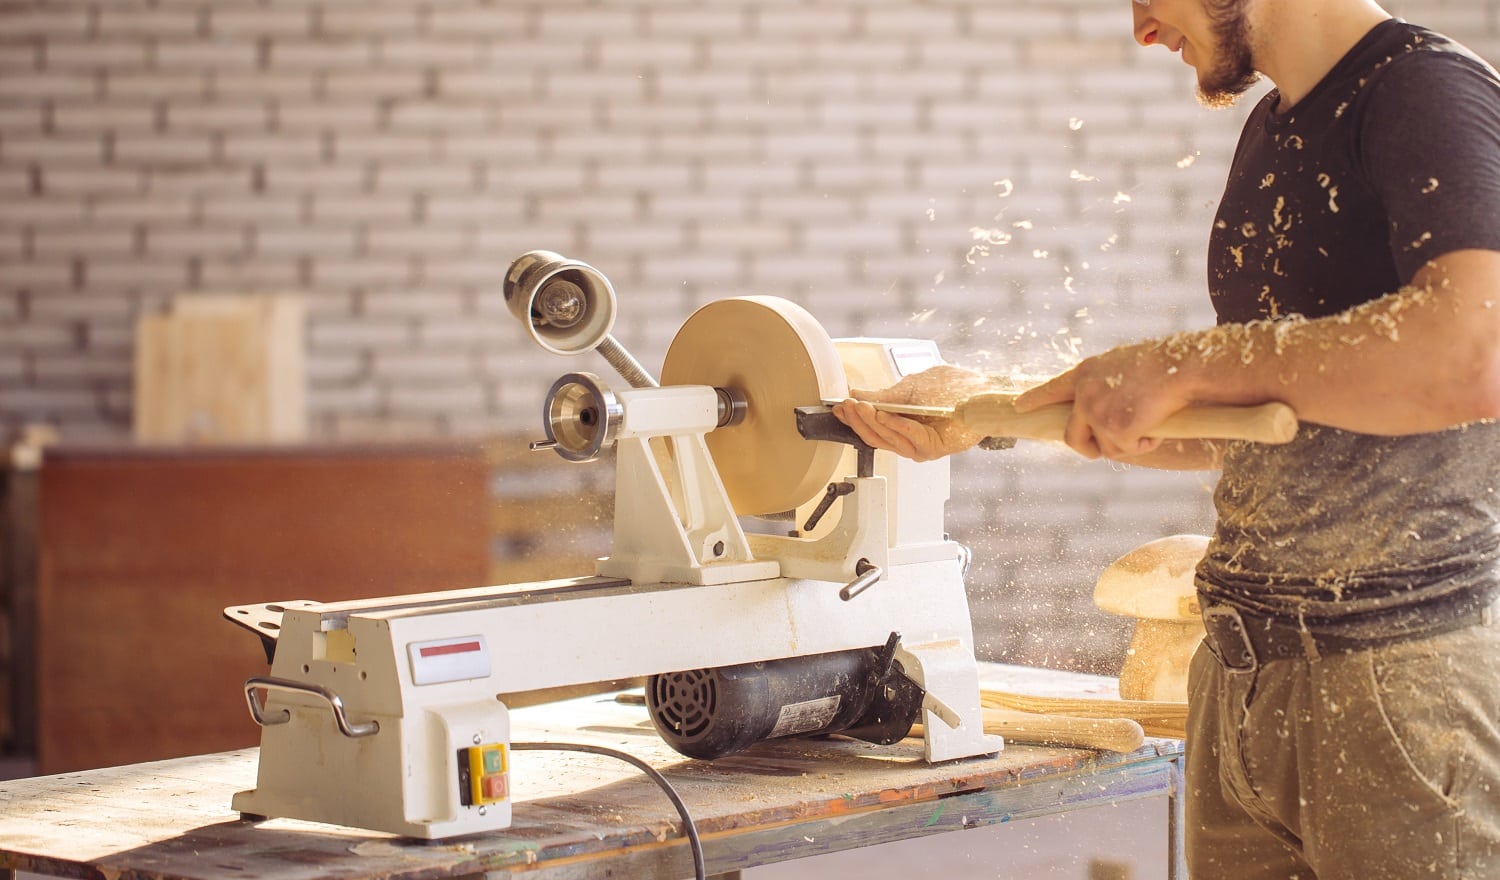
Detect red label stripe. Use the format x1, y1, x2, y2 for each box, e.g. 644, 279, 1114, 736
419, 640, 482, 658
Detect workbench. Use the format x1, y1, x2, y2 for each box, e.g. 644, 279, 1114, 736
0, 664, 1185, 880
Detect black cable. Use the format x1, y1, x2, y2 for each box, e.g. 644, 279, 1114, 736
511, 741, 706, 880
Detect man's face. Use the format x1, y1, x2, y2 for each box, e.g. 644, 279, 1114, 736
1133, 0, 1260, 108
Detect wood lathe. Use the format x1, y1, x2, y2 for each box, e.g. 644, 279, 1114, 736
224, 251, 1004, 840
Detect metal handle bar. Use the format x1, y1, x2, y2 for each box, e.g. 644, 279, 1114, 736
243, 675, 380, 738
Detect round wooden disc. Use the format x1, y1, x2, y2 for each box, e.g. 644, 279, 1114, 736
661, 296, 848, 517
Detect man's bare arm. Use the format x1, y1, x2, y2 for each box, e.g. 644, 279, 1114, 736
1018, 248, 1500, 460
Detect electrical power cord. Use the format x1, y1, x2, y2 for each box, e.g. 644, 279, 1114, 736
511, 741, 706, 880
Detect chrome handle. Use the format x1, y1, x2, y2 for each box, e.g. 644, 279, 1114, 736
839, 559, 883, 601
244, 676, 380, 738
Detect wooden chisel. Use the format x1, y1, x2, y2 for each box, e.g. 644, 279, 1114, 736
829, 392, 1299, 445
913, 706, 1146, 753
980, 689, 1188, 740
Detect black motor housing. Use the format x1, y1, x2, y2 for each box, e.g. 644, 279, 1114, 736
645, 644, 924, 760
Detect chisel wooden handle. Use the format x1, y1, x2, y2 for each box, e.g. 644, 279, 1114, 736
954, 394, 1298, 445
914, 707, 1146, 752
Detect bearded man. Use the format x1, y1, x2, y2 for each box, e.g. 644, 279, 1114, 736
835, 1, 1500, 876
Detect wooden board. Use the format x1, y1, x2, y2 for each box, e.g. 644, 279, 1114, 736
33, 443, 492, 774
134, 294, 306, 443
0, 665, 1183, 880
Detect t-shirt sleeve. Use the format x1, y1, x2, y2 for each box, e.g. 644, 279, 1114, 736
1356, 51, 1500, 283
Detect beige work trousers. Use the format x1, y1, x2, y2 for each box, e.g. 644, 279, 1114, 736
1186, 614, 1500, 879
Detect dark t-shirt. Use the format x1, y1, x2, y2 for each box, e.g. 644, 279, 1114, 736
1198, 19, 1500, 637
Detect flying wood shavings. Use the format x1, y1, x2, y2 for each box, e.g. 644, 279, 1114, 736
1113, 191, 1132, 204
1069, 117, 1085, 130
1259, 285, 1283, 318
1367, 309, 1401, 341
1176, 154, 1197, 169
1052, 333, 1084, 361
1315, 174, 1340, 212
1269, 314, 1307, 353
994, 179, 1014, 197
970, 226, 1013, 246
1070, 169, 1099, 182
1260, 173, 1276, 189
1422, 177, 1440, 194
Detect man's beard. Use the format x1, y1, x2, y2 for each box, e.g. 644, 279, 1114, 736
1197, 0, 1260, 108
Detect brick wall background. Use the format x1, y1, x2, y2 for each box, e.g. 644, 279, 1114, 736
2, 0, 1494, 672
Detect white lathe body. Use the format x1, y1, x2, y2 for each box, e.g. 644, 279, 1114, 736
228, 253, 1001, 839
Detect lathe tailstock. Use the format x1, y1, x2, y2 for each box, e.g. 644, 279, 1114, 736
225, 251, 1002, 839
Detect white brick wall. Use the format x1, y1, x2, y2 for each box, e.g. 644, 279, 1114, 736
2, 0, 1491, 671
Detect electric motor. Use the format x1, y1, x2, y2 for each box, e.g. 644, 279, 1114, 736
645, 645, 924, 760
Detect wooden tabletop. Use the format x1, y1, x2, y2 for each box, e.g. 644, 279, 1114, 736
0, 665, 1183, 880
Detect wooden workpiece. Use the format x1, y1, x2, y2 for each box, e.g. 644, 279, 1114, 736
0, 665, 1186, 880
661, 296, 849, 516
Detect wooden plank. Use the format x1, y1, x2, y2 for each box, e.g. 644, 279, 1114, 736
0, 668, 1183, 880
134, 295, 306, 444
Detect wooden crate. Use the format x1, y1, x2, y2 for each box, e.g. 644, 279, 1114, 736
134, 294, 306, 443
33, 443, 491, 773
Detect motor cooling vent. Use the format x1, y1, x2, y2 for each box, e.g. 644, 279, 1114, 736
648, 669, 718, 741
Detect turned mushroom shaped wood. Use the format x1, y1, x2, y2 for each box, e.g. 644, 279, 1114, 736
1094, 534, 1210, 702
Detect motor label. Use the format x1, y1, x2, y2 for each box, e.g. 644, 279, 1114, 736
769, 695, 842, 739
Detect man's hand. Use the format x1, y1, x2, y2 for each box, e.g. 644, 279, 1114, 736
830, 365, 998, 462
1015, 341, 1195, 460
